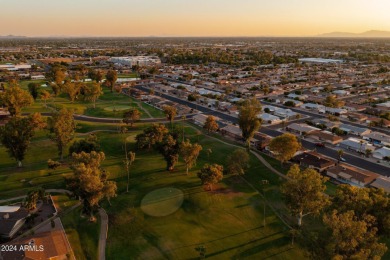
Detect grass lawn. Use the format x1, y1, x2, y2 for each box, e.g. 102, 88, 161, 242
17, 82, 165, 119
51, 194, 79, 213
98, 126, 307, 259
61, 208, 100, 260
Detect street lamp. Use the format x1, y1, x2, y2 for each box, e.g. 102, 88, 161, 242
261, 179, 269, 227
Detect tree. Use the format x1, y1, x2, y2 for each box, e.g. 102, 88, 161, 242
40, 90, 51, 107
238, 98, 262, 147
47, 159, 61, 170
337, 149, 344, 161
323, 210, 387, 259
105, 69, 117, 93
324, 95, 344, 108
135, 123, 169, 150
62, 79, 80, 102
67, 151, 117, 215
28, 82, 40, 100
46, 64, 66, 87
0, 84, 33, 116
332, 185, 390, 236
365, 149, 373, 158
0, 113, 46, 167
158, 133, 180, 171
269, 133, 301, 166
48, 108, 76, 160
179, 139, 202, 175
163, 105, 177, 126
88, 69, 104, 83
24, 189, 45, 211
124, 151, 135, 193
84, 82, 103, 108
123, 108, 142, 127
281, 164, 329, 226
226, 149, 250, 175
203, 115, 219, 133
262, 85, 270, 95
69, 134, 101, 155
197, 164, 224, 191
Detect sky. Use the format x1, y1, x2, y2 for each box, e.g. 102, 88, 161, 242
1, 0, 390, 37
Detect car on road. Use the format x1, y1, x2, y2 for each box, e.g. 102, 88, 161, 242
340, 157, 346, 162
315, 142, 325, 147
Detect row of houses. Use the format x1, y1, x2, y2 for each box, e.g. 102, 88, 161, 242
292, 151, 390, 192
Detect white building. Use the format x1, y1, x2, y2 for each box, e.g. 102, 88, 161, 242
109, 56, 161, 67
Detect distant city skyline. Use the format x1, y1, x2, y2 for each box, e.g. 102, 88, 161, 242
1, 0, 390, 37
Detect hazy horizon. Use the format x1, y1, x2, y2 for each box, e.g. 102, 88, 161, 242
1, 0, 390, 37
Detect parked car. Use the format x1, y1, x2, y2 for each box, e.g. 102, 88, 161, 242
340, 157, 346, 162
315, 142, 325, 148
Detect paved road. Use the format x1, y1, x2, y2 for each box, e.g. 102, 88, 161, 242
135, 85, 390, 176
98, 208, 108, 260
261, 101, 390, 135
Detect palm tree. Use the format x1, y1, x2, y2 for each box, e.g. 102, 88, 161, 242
365, 149, 372, 158
337, 149, 344, 162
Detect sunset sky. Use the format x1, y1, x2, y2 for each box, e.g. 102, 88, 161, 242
1, 0, 390, 37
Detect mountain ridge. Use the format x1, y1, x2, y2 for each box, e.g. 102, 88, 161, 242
318, 30, 390, 37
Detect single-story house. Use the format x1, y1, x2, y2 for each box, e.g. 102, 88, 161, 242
220, 125, 242, 141
311, 118, 340, 129
326, 164, 379, 188
339, 138, 375, 153
287, 123, 318, 136
370, 176, 390, 193
302, 103, 325, 111
372, 147, 390, 160
306, 130, 343, 145
324, 107, 348, 115
0, 230, 71, 260
339, 124, 371, 136
292, 151, 336, 172
0, 205, 29, 239
252, 132, 272, 150
274, 108, 298, 119
362, 132, 390, 147
258, 113, 282, 125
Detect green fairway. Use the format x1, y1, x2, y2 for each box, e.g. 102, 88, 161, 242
103, 105, 133, 111
0, 121, 308, 259
61, 208, 100, 260
141, 187, 184, 217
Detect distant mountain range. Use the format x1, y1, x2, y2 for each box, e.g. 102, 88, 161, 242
318, 30, 390, 38
0, 35, 27, 38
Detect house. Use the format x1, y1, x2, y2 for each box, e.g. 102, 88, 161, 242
324, 107, 347, 115
332, 89, 350, 96
292, 151, 335, 172
372, 147, 390, 160
252, 132, 272, 150
362, 132, 390, 147
274, 108, 297, 119
311, 118, 340, 129
345, 112, 368, 122
339, 138, 375, 153
286, 123, 318, 136
302, 103, 325, 111
258, 113, 282, 125
0, 205, 29, 239
0, 230, 71, 260
370, 176, 390, 193
339, 124, 371, 136
220, 125, 242, 141
326, 164, 379, 187
306, 130, 343, 145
